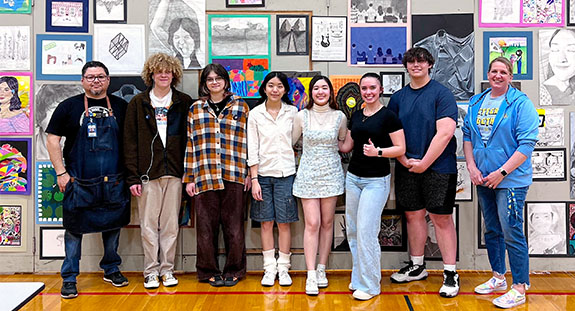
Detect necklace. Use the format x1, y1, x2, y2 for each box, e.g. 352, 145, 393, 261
362, 104, 382, 122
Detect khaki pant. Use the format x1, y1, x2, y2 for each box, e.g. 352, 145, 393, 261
138, 176, 182, 277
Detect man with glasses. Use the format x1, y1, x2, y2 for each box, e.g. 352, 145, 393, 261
47, 61, 130, 299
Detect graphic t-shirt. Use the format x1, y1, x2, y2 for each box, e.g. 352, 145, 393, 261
150, 89, 172, 147
477, 93, 504, 143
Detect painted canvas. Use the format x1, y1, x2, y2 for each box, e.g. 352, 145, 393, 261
209, 15, 270, 57
0, 138, 30, 195
569, 203, 575, 255
282, 71, 321, 111
36, 162, 64, 225
94, 24, 146, 75
526, 202, 567, 256
0, 72, 33, 135
213, 58, 269, 98
0, 200, 25, 251
350, 27, 406, 65
0, 26, 30, 71
484, 32, 531, 79
330, 75, 362, 95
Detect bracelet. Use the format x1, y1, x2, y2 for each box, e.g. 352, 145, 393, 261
251, 177, 258, 180
57, 171, 68, 177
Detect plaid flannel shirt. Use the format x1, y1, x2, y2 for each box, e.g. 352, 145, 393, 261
183, 95, 249, 194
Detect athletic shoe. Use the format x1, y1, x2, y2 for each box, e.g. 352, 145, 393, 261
390, 261, 429, 283
61, 282, 78, 299
492, 288, 526, 309
348, 282, 355, 291
162, 272, 178, 287
475, 276, 508, 294
439, 270, 460, 298
305, 277, 319, 295
261, 269, 277, 287
144, 274, 160, 289
278, 269, 292, 286
317, 268, 328, 288
103, 271, 129, 287
352, 289, 377, 301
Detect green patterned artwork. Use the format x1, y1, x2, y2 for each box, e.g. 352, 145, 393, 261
35, 161, 63, 224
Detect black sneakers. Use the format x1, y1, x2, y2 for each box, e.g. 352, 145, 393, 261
103, 271, 129, 287
390, 261, 429, 283
439, 270, 460, 298
61, 282, 78, 299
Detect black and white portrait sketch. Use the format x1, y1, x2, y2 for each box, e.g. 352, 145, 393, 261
210, 16, 269, 56
277, 15, 308, 55
35, 84, 83, 160
149, 0, 205, 69
332, 213, 350, 251
94, 24, 146, 75
95, 0, 126, 23
456, 161, 472, 201
349, 0, 408, 24
424, 209, 458, 260
455, 104, 468, 158
527, 202, 567, 256
0, 26, 30, 71
537, 108, 564, 147
540, 29, 575, 106
532, 148, 566, 181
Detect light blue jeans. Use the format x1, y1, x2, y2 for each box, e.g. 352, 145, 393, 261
477, 186, 530, 286
345, 172, 390, 295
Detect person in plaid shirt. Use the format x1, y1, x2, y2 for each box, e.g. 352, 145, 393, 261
183, 63, 251, 287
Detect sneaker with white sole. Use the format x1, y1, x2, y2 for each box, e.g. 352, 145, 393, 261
348, 282, 355, 291
144, 274, 160, 289
390, 261, 429, 283
439, 270, 459, 298
305, 277, 319, 295
492, 288, 526, 309
352, 289, 377, 301
162, 272, 178, 287
475, 276, 508, 294
278, 269, 292, 286
317, 268, 328, 288
261, 269, 277, 287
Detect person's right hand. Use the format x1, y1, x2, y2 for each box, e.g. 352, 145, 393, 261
130, 184, 142, 197
251, 180, 263, 201
57, 174, 70, 192
186, 183, 197, 197
467, 164, 484, 186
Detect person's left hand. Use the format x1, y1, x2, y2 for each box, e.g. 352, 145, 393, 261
244, 176, 252, 191
408, 159, 428, 173
483, 169, 505, 189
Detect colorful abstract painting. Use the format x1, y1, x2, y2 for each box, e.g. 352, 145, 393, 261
213, 58, 269, 98
0, 199, 26, 252
0, 0, 32, 14
0, 138, 30, 195
282, 71, 320, 111
0, 72, 33, 135
569, 203, 575, 255
36, 161, 64, 225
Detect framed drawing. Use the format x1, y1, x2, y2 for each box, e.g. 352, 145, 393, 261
479, 0, 564, 27
379, 211, 407, 252
456, 160, 473, 201
311, 16, 347, 62
536, 108, 564, 147
94, 24, 146, 75
526, 202, 568, 257
36, 162, 64, 225
425, 205, 459, 261
36, 34, 92, 81
0, 26, 30, 71
0, 198, 26, 252
226, 0, 265, 7
276, 15, 309, 56
0, 138, 31, 195
0, 0, 32, 14
569, 203, 575, 255
94, 0, 127, 23
455, 104, 468, 159
483, 31, 533, 80
46, 0, 89, 33
350, 26, 406, 66
39, 227, 66, 259
532, 148, 566, 181
540, 29, 575, 106
0, 72, 33, 136
332, 211, 350, 252
380, 71, 404, 97
209, 15, 270, 58
349, 0, 408, 25
478, 207, 486, 249
569, 0, 575, 26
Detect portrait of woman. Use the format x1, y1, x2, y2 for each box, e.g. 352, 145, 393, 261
540, 29, 575, 105
167, 17, 201, 69
0, 75, 31, 135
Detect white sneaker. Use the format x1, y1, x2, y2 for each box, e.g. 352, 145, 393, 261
475, 276, 508, 294
352, 289, 377, 300
317, 268, 328, 288
162, 272, 178, 287
261, 269, 277, 287
439, 270, 459, 298
348, 282, 355, 291
278, 269, 292, 286
305, 277, 319, 295
492, 288, 526, 309
144, 274, 160, 289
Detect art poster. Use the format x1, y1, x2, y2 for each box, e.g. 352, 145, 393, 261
277, 15, 309, 55
109, 76, 147, 103
0, 72, 33, 136
350, 27, 406, 66
483, 31, 532, 80
379, 212, 406, 251
50, 1, 84, 28
282, 71, 321, 111
532, 148, 566, 181
526, 202, 567, 256
540, 29, 575, 106
209, 15, 270, 57
149, 0, 206, 69
570, 0, 575, 25
94, 24, 146, 75
349, 0, 408, 24
212, 58, 269, 98
413, 14, 474, 100
0, 200, 26, 252
36, 162, 64, 225
571, 112, 575, 199
455, 104, 468, 158
536, 108, 564, 147
456, 161, 472, 201
424, 207, 459, 260
479, 0, 564, 27
311, 16, 347, 62
332, 212, 349, 251
330, 75, 362, 96
95, 0, 127, 23
569, 203, 575, 255
36, 34, 92, 81
0, 26, 30, 71
0, 0, 32, 14
380, 72, 404, 97
39, 227, 65, 259
0, 138, 30, 195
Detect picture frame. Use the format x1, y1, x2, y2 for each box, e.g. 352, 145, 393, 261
276, 15, 309, 56
536, 108, 564, 147
349, 0, 408, 25
425, 205, 459, 261
532, 148, 566, 181
456, 160, 473, 201
483, 31, 533, 80
0, 72, 33, 136
568, 202, 575, 255
569, 0, 575, 26
350, 26, 406, 66
226, 0, 265, 8
35, 162, 64, 225
525, 201, 568, 257
539, 29, 575, 106
379, 210, 407, 252
455, 104, 468, 159
0, 138, 31, 195
0, 198, 27, 252
478, 207, 486, 249
380, 72, 405, 97
46, 0, 89, 33
479, 0, 564, 27
94, 0, 127, 24
311, 16, 348, 62
332, 211, 350, 252
0, 0, 32, 14
0, 26, 31, 71
94, 24, 146, 75
36, 34, 92, 81
39, 227, 66, 259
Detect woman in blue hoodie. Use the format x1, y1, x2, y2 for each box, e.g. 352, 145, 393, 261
462, 57, 538, 309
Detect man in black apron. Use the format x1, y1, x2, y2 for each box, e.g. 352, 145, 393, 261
46, 61, 130, 299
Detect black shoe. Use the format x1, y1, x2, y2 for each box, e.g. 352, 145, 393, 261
390, 261, 429, 283
61, 282, 78, 299
225, 276, 240, 287
103, 271, 129, 287
439, 270, 460, 298
209, 275, 225, 287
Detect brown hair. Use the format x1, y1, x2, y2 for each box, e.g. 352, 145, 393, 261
488, 57, 513, 76
141, 53, 183, 87
198, 63, 233, 100
306, 75, 337, 110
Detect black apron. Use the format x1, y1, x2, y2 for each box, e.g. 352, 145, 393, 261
62, 96, 130, 234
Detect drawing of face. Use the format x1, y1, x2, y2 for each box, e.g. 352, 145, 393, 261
549, 30, 575, 82
0, 82, 13, 105
531, 211, 554, 233
173, 26, 195, 58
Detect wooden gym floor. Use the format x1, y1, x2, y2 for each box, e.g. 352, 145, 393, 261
3, 270, 575, 310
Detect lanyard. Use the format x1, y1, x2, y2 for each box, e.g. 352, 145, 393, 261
84, 95, 113, 117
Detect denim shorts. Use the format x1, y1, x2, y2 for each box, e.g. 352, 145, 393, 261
250, 175, 298, 223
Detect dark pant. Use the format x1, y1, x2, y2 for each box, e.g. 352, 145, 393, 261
61, 229, 122, 283
194, 181, 246, 281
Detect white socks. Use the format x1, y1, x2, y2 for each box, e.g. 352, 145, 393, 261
262, 249, 276, 271
411, 255, 424, 265
444, 264, 457, 272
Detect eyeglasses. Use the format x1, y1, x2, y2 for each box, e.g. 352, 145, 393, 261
207, 77, 224, 84
83, 75, 108, 82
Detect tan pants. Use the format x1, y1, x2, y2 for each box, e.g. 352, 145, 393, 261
138, 176, 182, 277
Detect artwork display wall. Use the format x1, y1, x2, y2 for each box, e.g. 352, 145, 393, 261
0, 199, 26, 252
0, 72, 33, 136
0, 26, 30, 71
0, 138, 31, 195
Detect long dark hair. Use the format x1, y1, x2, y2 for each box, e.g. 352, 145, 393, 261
168, 17, 200, 65
306, 75, 337, 110
0, 76, 22, 111
198, 63, 233, 100
257, 71, 292, 105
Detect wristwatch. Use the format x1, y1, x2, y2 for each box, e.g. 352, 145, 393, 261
377, 148, 383, 157
500, 168, 508, 177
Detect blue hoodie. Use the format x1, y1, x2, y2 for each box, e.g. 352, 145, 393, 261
462, 87, 539, 188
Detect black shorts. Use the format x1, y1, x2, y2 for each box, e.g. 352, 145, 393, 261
394, 164, 456, 215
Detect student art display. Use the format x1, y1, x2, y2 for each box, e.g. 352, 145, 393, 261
109, 76, 147, 103
0, 138, 30, 195
332, 212, 349, 251
569, 203, 575, 255
424, 206, 459, 260
0, 26, 30, 71
46, 0, 89, 33
569, 0, 575, 25
330, 75, 362, 95
350, 27, 406, 66
94, 0, 127, 23
526, 202, 567, 256
36, 34, 92, 81
0, 0, 32, 14
276, 15, 309, 55
212, 58, 269, 98
455, 104, 468, 158
0, 199, 26, 252
571, 112, 575, 199
282, 71, 321, 110
380, 71, 404, 97
311, 16, 347, 62
456, 161, 473, 201
379, 211, 407, 251
94, 24, 146, 75
36, 162, 64, 225
483, 31, 533, 80
226, 0, 264, 7
540, 29, 575, 106
479, 0, 564, 27
532, 148, 566, 181
478, 208, 486, 249
536, 108, 564, 147
39, 227, 66, 259
0, 72, 33, 136
349, 0, 408, 24
209, 15, 270, 57
149, 0, 206, 69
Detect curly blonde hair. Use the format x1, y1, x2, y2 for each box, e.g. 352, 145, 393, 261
141, 53, 183, 87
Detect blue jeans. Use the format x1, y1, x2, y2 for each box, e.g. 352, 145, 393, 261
61, 229, 122, 283
477, 186, 530, 286
345, 172, 390, 295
